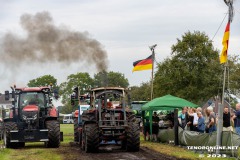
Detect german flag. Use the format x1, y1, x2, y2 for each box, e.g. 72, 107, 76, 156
220, 21, 230, 64
132, 55, 153, 72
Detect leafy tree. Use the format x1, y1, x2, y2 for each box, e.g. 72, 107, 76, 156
130, 82, 151, 101
154, 31, 222, 104
94, 71, 129, 88
59, 72, 93, 112
228, 55, 240, 95
28, 75, 57, 87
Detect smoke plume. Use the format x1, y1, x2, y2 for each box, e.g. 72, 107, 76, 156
0, 11, 108, 71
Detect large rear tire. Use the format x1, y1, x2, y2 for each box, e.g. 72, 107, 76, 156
84, 123, 99, 153
74, 117, 79, 142
4, 122, 18, 148
126, 113, 140, 152
45, 120, 60, 148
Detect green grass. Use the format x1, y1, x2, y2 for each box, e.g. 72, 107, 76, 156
61, 124, 74, 144
0, 124, 239, 160
0, 124, 74, 160
140, 135, 239, 160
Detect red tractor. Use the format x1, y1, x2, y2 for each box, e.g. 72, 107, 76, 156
73, 87, 140, 152
2, 86, 62, 148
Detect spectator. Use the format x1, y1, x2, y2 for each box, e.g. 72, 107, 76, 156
230, 113, 235, 132
233, 103, 240, 135
197, 112, 205, 133
178, 107, 187, 129
203, 108, 209, 133
187, 108, 194, 131
188, 108, 198, 131
206, 106, 216, 133
223, 107, 233, 131
197, 107, 202, 113
152, 112, 160, 141
144, 119, 150, 141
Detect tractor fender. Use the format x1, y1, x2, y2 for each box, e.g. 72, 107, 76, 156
48, 107, 58, 117
74, 110, 79, 118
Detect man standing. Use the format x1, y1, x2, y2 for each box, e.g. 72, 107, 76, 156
178, 107, 187, 129
206, 106, 216, 133
143, 119, 150, 141
197, 112, 205, 133
223, 107, 233, 131
234, 103, 240, 135
152, 112, 160, 141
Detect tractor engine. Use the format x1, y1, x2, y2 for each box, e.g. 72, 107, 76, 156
22, 105, 39, 129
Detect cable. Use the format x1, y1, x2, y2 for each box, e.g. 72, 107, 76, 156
211, 13, 228, 41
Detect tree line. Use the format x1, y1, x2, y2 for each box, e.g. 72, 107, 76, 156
27, 31, 240, 113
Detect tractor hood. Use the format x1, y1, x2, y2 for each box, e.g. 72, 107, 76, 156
22, 105, 39, 112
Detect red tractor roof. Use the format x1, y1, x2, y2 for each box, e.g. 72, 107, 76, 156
16, 87, 50, 92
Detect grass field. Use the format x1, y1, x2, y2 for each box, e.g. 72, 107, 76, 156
0, 124, 73, 160
140, 135, 240, 160
0, 124, 239, 160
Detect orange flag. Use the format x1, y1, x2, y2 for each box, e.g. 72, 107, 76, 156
220, 21, 230, 64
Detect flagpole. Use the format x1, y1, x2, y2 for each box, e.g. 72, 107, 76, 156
216, 0, 233, 154
150, 44, 157, 100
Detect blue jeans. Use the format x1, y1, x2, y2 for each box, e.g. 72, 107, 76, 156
209, 125, 216, 133
236, 127, 240, 135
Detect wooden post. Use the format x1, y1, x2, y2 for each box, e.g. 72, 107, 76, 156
174, 109, 179, 145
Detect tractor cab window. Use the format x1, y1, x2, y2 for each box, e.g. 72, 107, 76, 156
20, 92, 45, 108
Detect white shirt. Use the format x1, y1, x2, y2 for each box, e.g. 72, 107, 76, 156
193, 113, 198, 125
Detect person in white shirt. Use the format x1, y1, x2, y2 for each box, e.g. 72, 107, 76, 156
188, 108, 198, 131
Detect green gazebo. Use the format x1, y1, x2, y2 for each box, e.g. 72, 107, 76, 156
141, 94, 198, 135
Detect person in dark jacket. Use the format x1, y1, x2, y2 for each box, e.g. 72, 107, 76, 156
152, 112, 160, 141
143, 119, 150, 141
223, 107, 233, 131
197, 112, 205, 133
187, 108, 194, 131
234, 103, 240, 135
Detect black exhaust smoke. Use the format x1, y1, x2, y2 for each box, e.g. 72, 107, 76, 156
0, 11, 109, 72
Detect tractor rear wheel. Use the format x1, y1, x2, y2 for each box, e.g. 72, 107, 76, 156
126, 113, 140, 152
84, 123, 99, 153
4, 122, 18, 148
74, 117, 79, 142
45, 120, 60, 148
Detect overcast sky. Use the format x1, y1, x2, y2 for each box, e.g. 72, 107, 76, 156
0, 0, 240, 95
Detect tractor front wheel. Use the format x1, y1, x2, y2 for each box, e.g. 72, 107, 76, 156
74, 117, 79, 142
4, 122, 18, 148
45, 120, 60, 148
126, 114, 140, 152
84, 123, 99, 153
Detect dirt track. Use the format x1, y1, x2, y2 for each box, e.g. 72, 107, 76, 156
57, 143, 185, 160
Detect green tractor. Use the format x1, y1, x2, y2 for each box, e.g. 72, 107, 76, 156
131, 101, 148, 128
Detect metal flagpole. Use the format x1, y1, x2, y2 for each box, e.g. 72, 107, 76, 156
216, 0, 234, 154
149, 44, 157, 140
150, 44, 157, 100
